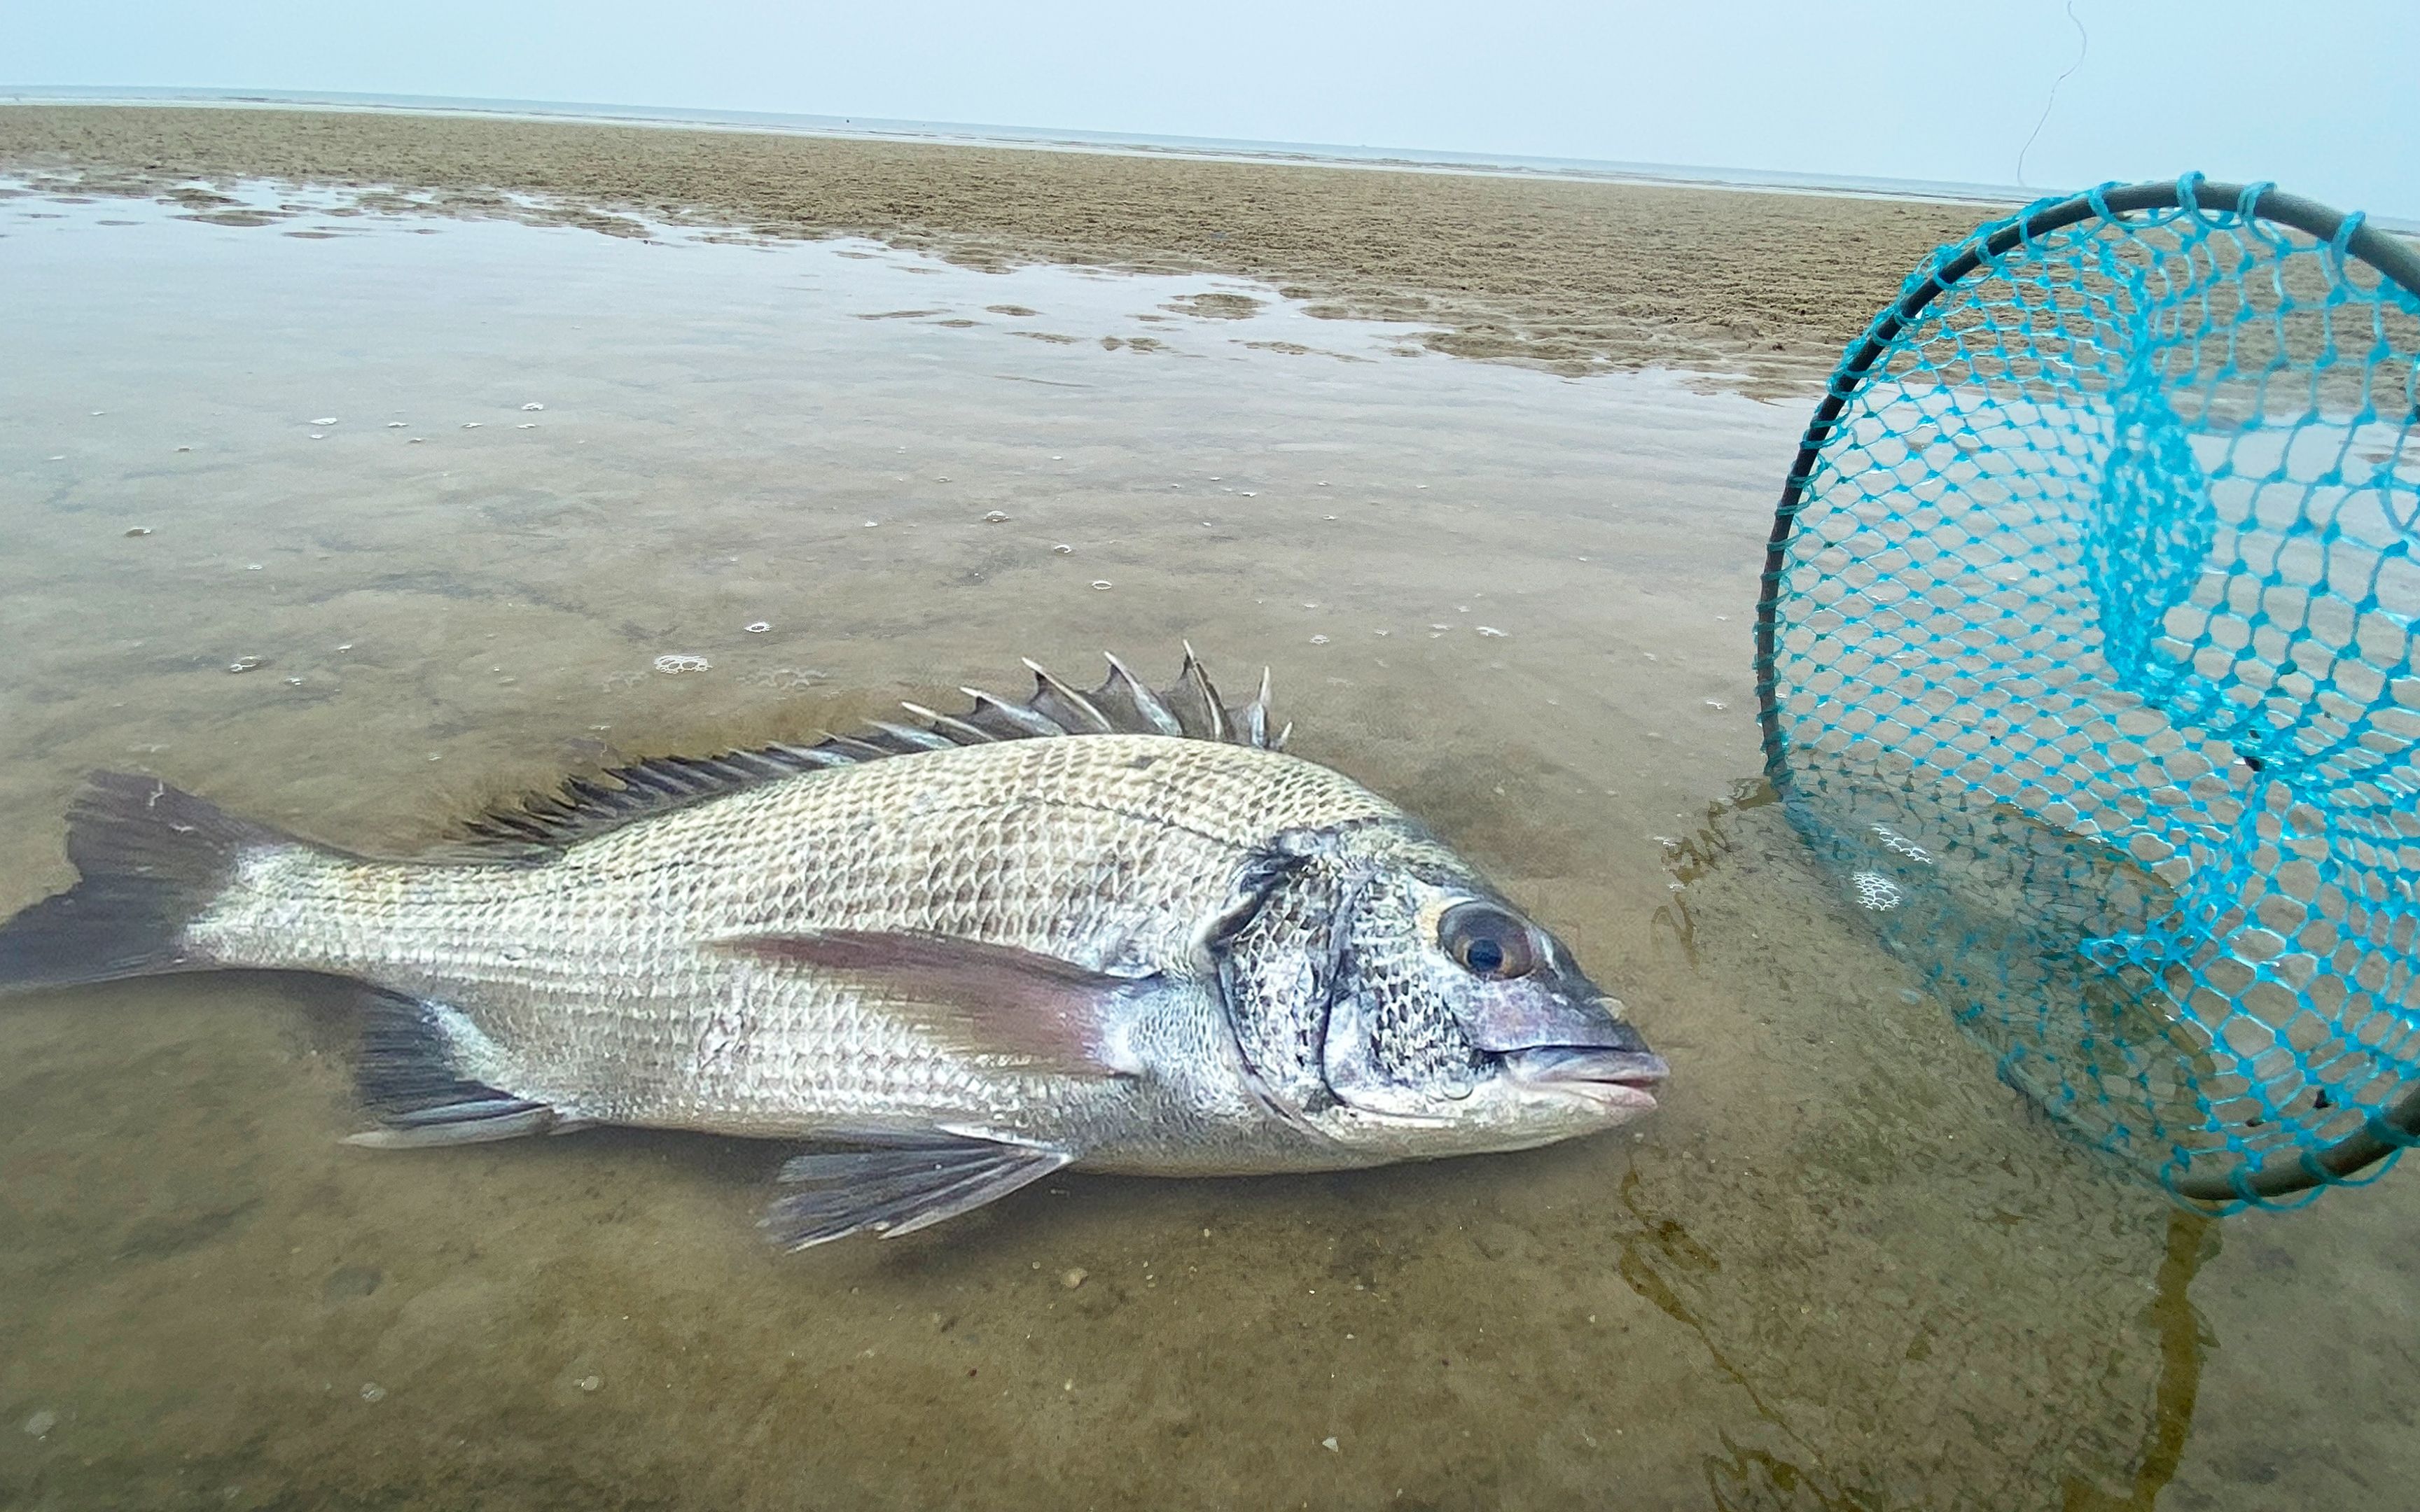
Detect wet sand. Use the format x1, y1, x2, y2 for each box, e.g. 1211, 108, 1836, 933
0, 103, 2000, 394
1, 119, 2416, 1512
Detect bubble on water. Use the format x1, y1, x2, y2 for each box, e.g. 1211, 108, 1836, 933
1309, 634, 1330, 645
982, 510, 1010, 523
653, 654, 711, 674
22, 1410, 57, 1438
310, 433, 326, 440
1091, 580, 1112, 591
386, 421, 407, 428
522, 402, 545, 412
124, 526, 151, 537
1050, 454, 1063, 460
47, 456, 64, 461
1476, 626, 1507, 638
408, 438, 424, 444
1704, 699, 1727, 710
461, 422, 482, 430
753, 666, 827, 691
90, 411, 104, 417
245, 563, 263, 571
577, 1375, 601, 1393
745, 622, 770, 634
284, 676, 304, 687
312, 417, 337, 426
863, 520, 879, 528
517, 423, 537, 429
1851, 872, 1904, 911
359, 1383, 387, 1404
1052, 543, 1073, 555
228, 656, 264, 673
335, 643, 353, 651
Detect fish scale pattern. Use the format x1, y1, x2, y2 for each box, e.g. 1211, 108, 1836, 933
1757, 176, 2420, 1208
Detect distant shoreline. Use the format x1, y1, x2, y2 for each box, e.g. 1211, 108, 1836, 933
0, 101, 2005, 392
0, 86, 2037, 207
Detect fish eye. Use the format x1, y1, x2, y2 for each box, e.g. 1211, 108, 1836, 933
1438, 902, 1538, 980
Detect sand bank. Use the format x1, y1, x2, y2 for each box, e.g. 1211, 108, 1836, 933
0, 103, 2001, 392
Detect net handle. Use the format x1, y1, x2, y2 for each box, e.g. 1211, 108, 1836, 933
1748, 174, 2420, 1205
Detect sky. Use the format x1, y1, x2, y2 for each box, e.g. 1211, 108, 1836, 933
6, 1, 2416, 220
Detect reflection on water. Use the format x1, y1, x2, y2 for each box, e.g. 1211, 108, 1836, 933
0, 180, 2336, 1509
1769, 760, 2233, 1191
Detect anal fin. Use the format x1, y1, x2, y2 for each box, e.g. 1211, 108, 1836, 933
342, 987, 564, 1149
763, 1134, 1072, 1250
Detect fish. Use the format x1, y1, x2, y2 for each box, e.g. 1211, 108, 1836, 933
0, 648, 1666, 1249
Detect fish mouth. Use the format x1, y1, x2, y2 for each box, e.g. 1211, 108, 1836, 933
1503, 1045, 1670, 1112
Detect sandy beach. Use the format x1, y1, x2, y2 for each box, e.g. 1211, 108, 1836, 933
0, 104, 1999, 392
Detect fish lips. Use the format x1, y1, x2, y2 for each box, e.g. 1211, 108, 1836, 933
1502, 1044, 1670, 1113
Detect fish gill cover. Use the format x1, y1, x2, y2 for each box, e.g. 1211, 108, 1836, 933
1755, 174, 2420, 1210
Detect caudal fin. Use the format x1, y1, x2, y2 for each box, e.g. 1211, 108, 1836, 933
0, 772, 286, 993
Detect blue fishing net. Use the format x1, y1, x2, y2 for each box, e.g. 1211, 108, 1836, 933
1756, 175, 2420, 1209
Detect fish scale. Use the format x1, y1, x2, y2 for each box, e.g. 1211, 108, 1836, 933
186, 736, 1400, 1155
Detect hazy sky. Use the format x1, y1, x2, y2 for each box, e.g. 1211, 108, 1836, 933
9, 1, 2416, 218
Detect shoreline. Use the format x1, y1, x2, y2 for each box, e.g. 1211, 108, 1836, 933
0, 103, 2004, 393
3, 88, 2040, 206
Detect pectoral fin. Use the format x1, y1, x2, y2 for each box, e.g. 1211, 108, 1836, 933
711, 930, 1153, 1077
763, 1135, 1073, 1250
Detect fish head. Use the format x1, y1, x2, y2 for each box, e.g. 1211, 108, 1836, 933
1218, 824, 1667, 1159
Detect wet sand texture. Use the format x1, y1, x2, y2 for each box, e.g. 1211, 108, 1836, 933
0, 186, 2191, 1511
0, 104, 2000, 393
6, 121, 2419, 1511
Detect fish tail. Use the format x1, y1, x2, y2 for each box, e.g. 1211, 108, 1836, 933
0, 772, 290, 993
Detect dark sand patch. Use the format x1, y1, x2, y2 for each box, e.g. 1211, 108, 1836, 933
1164, 291, 1264, 320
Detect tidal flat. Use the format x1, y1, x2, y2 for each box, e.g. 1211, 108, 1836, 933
0, 113, 2414, 1511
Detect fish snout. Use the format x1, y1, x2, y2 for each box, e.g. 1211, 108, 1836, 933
1502, 1042, 1669, 1112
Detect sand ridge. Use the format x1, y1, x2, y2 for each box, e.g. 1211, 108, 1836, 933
0, 103, 2003, 393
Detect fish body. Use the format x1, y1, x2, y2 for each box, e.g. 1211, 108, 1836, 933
0, 652, 1664, 1245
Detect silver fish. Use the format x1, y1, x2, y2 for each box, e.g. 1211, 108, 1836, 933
0, 649, 1665, 1247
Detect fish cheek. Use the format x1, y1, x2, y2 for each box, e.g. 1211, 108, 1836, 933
1321, 915, 1487, 1119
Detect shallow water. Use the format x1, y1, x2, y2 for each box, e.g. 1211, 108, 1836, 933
1, 182, 2414, 1511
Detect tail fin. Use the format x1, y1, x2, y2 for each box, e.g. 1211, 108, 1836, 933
0, 773, 287, 993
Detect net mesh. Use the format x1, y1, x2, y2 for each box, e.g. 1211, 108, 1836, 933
1758, 175, 2420, 1209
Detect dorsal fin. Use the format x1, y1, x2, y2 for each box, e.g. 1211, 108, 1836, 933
453, 648, 1286, 853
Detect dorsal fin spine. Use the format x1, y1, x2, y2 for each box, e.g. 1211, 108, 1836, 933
450, 650, 1281, 853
